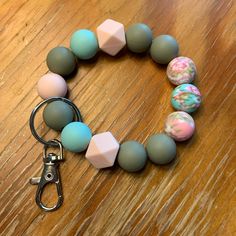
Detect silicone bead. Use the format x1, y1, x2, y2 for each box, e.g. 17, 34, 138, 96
150, 35, 179, 64
117, 141, 147, 172
146, 134, 176, 165
61, 122, 92, 152
171, 84, 201, 113
37, 73, 67, 99
46, 46, 76, 76
43, 101, 74, 131
96, 19, 126, 56
85, 132, 120, 169
167, 57, 197, 85
164, 111, 195, 141
126, 23, 152, 53
70, 29, 98, 60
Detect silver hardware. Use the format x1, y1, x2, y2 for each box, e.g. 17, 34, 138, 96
30, 139, 64, 212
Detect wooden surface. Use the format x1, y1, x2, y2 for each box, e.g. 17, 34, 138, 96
0, 0, 235, 235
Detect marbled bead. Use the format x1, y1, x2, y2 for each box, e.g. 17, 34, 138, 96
167, 57, 197, 85
85, 132, 120, 169
164, 111, 195, 141
96, 19, 126, 56
171, 84, 201, 113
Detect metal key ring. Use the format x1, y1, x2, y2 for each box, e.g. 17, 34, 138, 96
29, 97, 83, 147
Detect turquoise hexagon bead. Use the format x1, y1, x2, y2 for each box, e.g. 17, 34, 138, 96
61, 122, 92, 152
70, 29, 98, 60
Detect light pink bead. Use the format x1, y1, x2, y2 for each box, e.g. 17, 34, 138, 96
96, 19, 126, 56
37, 73, 67, 99
164, 111, 195, 141
85, 132, 120, 169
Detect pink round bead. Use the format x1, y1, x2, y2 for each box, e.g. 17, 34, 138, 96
167, 57, 196, 85
164, 111, 195, 141
37, 73, 67, 99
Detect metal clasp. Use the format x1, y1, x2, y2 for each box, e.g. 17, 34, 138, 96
30, 139, 64, 212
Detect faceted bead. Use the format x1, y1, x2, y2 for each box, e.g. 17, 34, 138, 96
96, 19, 126, 56
85, 132, 120, 169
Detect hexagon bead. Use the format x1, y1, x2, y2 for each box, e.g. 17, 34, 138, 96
70, 29, 98, 59
61, 122, 92, 152
171, 84, 201, 113
150, 35, 179, 64
146, 134, 176, 165
96, 19, 126, 56
164, 111, 195, 141
117, 141, 147, 172
43, 101, 74, 131
85, 132, 120, 169
167, 57, 197, 85
46, 46, 76, 76
126, 23, 153, 53
37, 73, 67, 99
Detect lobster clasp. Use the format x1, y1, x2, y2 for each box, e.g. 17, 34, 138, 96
30, 139, 64, 212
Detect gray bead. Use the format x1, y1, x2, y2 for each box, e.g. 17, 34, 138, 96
46, 46, 76, 76
150, 35, 179, 64
117, 141, 147, 172
43, 101, 74, 131
126, 23, 153, 53
146, 134, 176, 165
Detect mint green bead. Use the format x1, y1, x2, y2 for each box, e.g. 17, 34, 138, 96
70, 29, 98, 60
61, 122, 92, 152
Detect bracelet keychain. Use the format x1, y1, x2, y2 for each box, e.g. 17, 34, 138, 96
29, 97, 83, 211
30, 19, 202, 211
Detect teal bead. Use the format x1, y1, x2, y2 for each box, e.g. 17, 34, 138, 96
171, 84, 202, 113
150, 35, 179, 64
70, 29, 98, 60
61, 122, 92, 152
43, 101, 74, 131
117, 141, 147, 172
146, 134, 176, 165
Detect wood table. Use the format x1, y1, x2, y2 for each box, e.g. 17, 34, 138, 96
0, 0, 235, 235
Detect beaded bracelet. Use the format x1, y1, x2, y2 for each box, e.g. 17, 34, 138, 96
30, 19, 202, 211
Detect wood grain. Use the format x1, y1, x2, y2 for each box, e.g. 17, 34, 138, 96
0, 0, 235, 235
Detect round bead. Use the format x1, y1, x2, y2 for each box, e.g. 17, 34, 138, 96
61, 122, 92, 152
126, 23, 152, 53
37, 73, 67, 99
70, 29, 98, 60
167, 57, 197, 85
150, 35, 179, 64
46, 46, 76, 76
43, 101, 74, 131
146, 134, 176, 165
164, 111, 195, 141
171, 84, 201, 113
117, 141, 147, 172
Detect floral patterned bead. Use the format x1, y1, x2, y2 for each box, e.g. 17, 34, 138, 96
171, 84, 201, 113
164, 111, 195, 141
167, 57, 196, 85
